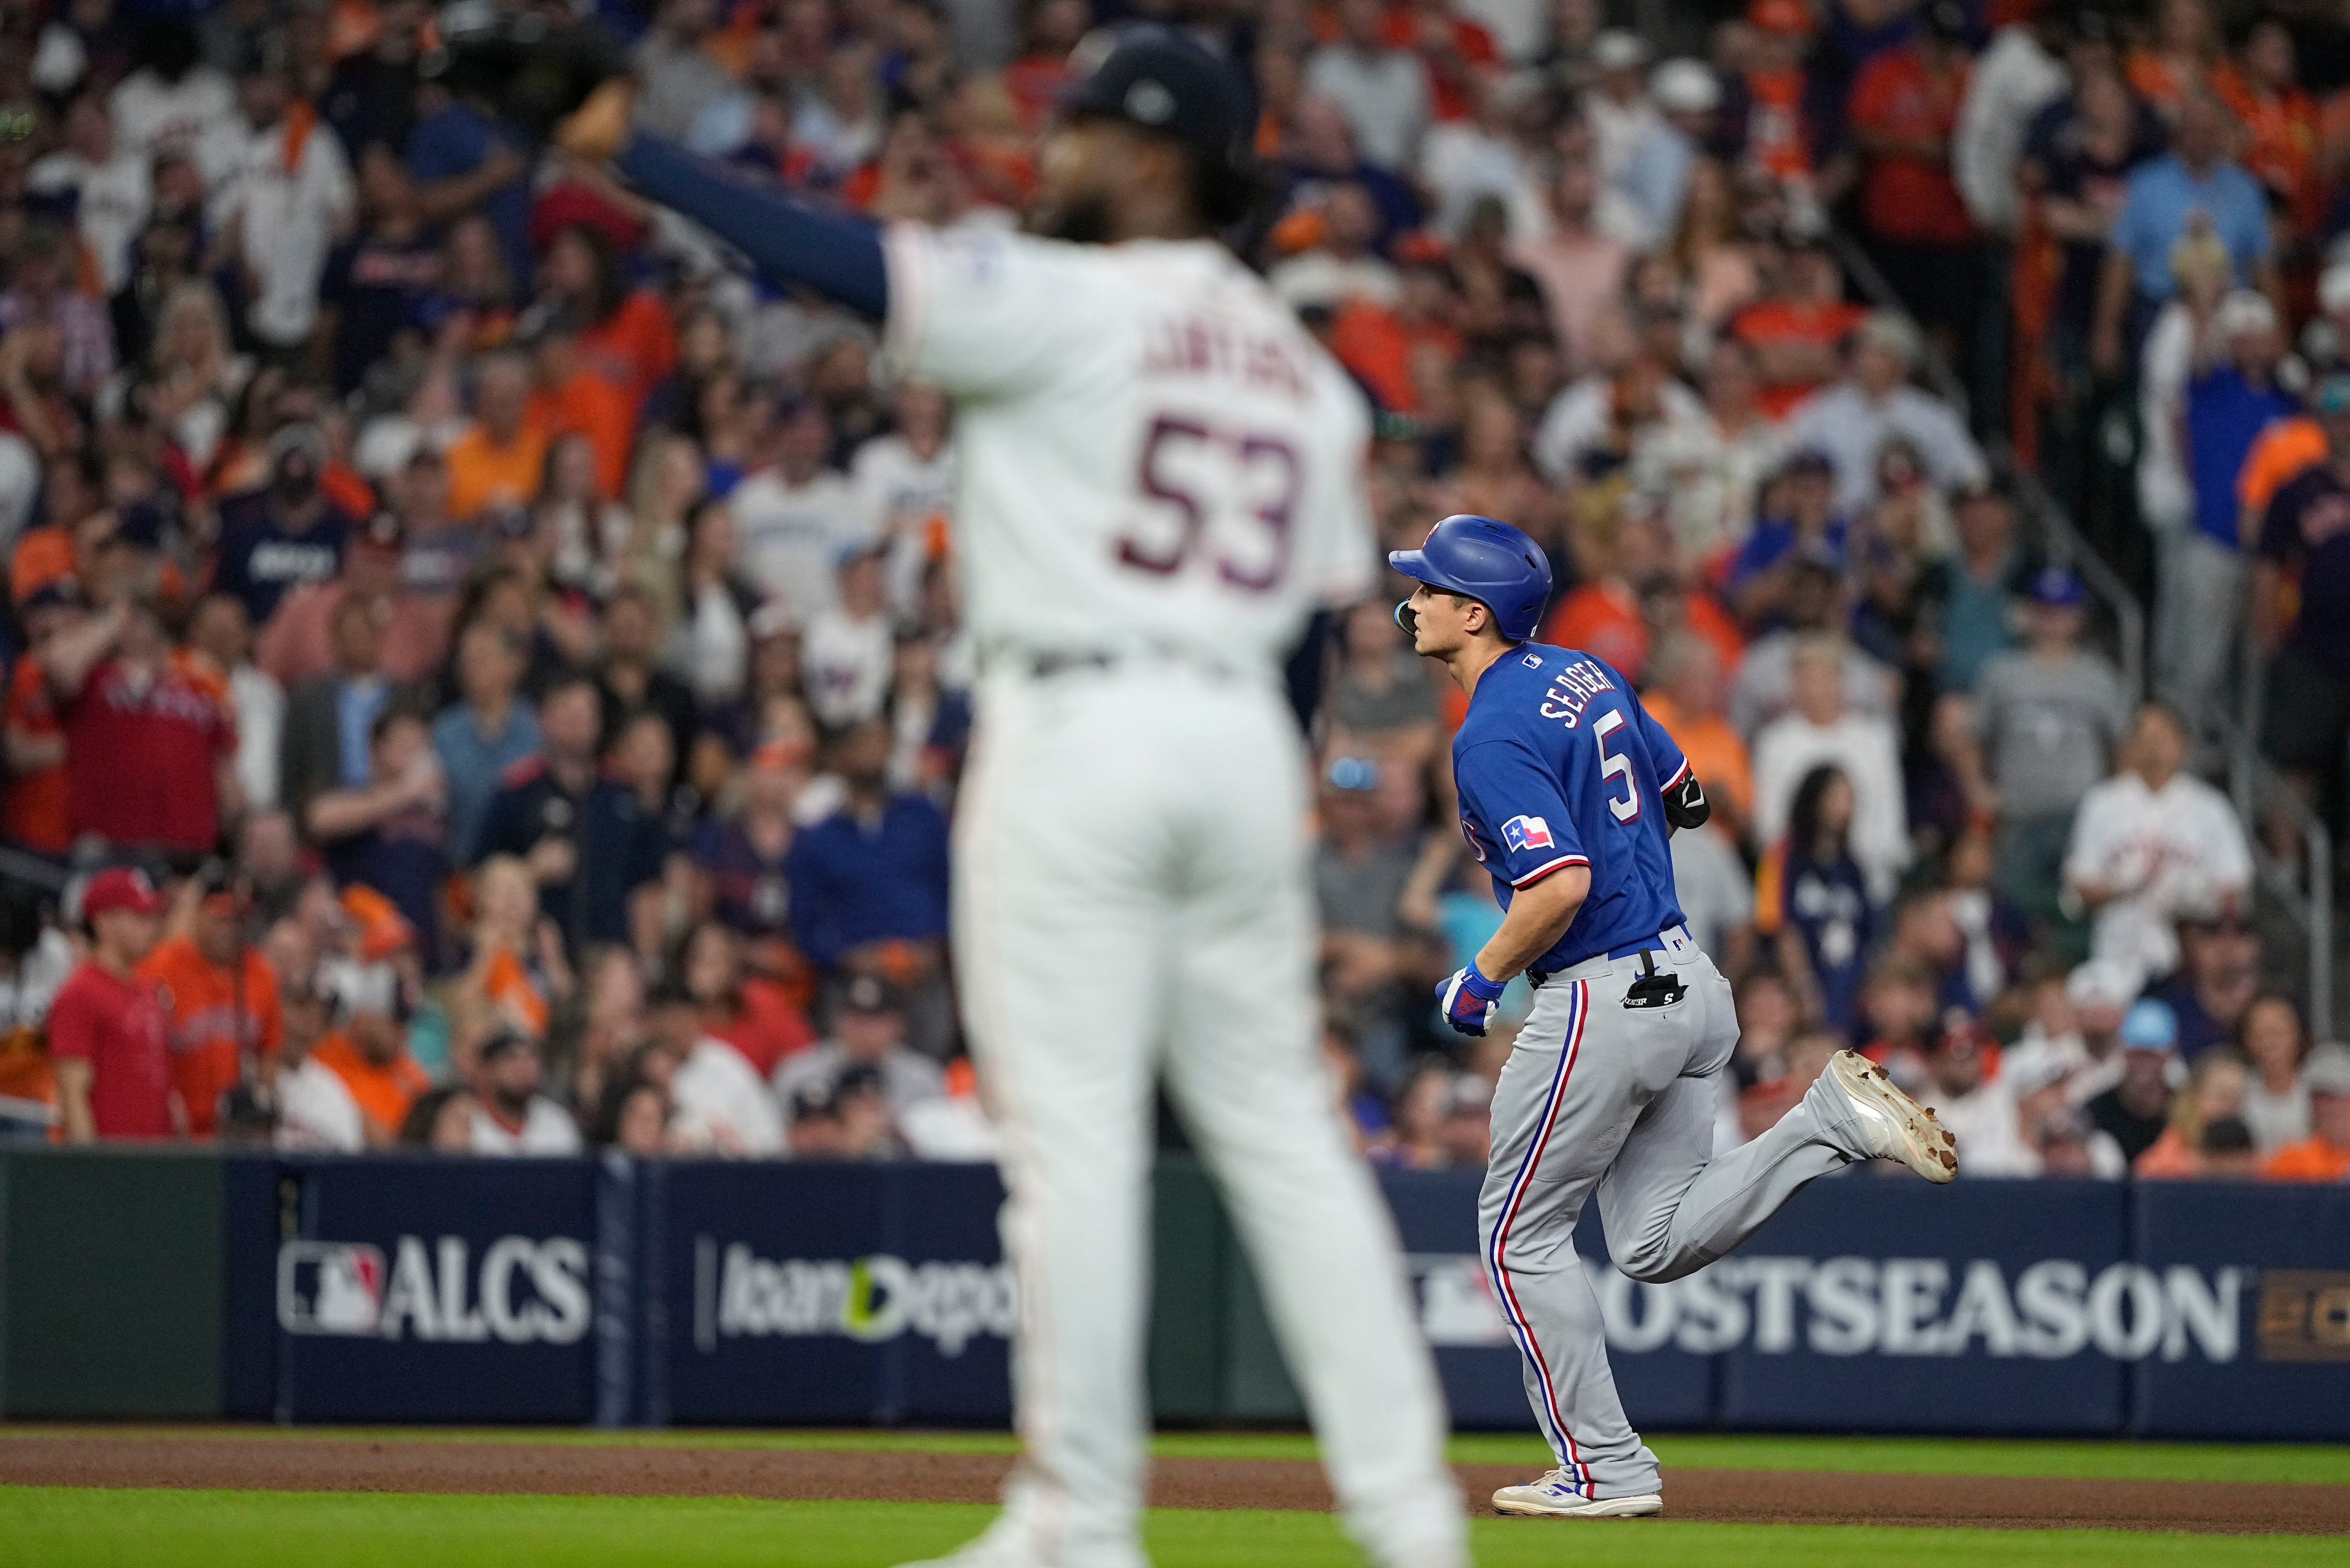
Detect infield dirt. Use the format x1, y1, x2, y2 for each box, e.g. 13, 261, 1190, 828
2, 1434, 2347, 1535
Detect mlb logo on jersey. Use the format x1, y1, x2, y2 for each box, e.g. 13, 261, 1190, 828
1502, 815, 1554, 853
1521, 652, 1543, 669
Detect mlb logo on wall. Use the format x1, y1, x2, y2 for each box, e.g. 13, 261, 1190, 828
279, 1240, 387, 1335
1502, 815, 1554, 853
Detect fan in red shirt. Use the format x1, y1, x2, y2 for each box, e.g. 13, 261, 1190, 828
49, 866, 175, 1141
1846, 1, 1979, 349
39, 592, 237, 863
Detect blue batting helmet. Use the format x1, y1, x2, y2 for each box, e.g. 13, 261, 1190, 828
1388, 515, 1552, 643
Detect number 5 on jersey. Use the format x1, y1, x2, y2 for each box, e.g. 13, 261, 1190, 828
1594, 710, 1640, 824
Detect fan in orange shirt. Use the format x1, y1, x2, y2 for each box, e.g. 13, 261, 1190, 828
523, 311, 634, 498
443, 351, 548, 521
539, 223, 678, 414
136, 872, 283, 1140
311, 956, 431, 1144
2214, 20, 2322, 232
2259, 1046, 2350, 1182
1639, 633, 1755, 843
1, 583, 78, 856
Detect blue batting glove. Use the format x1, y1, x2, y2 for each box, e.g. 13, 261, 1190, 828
1437, 963, 1507, 1037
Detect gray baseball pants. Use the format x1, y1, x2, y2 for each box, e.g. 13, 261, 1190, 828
1478, 927, 1862, 1498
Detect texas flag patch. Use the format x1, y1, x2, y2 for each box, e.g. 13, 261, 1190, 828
1502, 815, 1555, 853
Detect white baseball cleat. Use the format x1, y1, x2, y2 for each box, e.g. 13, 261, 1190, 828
1826, 1050, 1959, 1182
1491, 1470, 1663, 1518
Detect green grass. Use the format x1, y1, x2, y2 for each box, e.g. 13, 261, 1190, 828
0, 1490, 2340, 1568
10, 1427, 2349, 1488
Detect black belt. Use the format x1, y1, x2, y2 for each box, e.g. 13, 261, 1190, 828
1017, 643, 1240, 682
1528, 929, 1683, 988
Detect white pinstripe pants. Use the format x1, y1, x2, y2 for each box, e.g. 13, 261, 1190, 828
946, 664, 1464, 1568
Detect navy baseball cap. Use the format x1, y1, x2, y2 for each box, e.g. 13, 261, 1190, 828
1062, 26, 1257, 219
2027, 567, 2085, 608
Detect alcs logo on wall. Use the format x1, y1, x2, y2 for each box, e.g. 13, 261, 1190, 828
692, 1237, 1016, 1358
1410, 1253, 2253, 1362
277, 1236, 591, 1344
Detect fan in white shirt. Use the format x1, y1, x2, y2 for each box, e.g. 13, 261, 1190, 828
848, 381, 956, 617
659, 982, 789, 1157
801, 545, 896, 727
728, 398, 872, 624
1752, 635, 1911, 899
203, 67, 356, 352
274, 985, 366, 1153
1914, 1027, 2039, 1177
109, 29, 237, 164
2063, 705, 2252, 990
29, 95, 151, 295
466, 1031, 584, 1155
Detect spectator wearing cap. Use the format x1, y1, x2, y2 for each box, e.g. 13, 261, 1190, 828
2092, 87, 2273, 374
208, 422, 353, 627
444, 352, 548, 523
435, 618, 542, 864
2233, 992, 2311, 1152
801, 545, 896, 729
783, 714, 950, 983
1846, 1, 1980, 364
310, 955, 430, 1145
1973, 567, 2128, 914
206, 60, 356, 362
478, 670, 671, 957
2064, 702, 2250, 987
272, 974, 364, 1152
2084, 997, 2182, 1163
2134, 1047, 2250, 1177
1785, 312, 1988, 518
50, 867, 173, 1141
1915, 479, 2037, 694
1305, 0, 1432, 172
137, 865, 282, 1140
2255, 372, 2350, 819
1725, 449, 1849, 627
306, 702, 450, 967
729, 398, 870, 627
1581, 32, 1656, 183
2161, 289, 2295, 724
463, 1029, 583, 1155
773, 974, 946, 1146
41, 591, 239, 863
2257, 1041, 2350, 1181
1316, 755, 1419, 1084
1615, 58, 1719, 245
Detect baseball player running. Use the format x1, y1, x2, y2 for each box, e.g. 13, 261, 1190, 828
551, 26, 1465, 1568
1394, 514, 1957, 1520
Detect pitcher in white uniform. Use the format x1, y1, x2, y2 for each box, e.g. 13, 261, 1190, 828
549, 24, 1466, 1568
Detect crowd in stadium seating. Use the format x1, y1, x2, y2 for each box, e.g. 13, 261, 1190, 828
0, 0, 2346, 1184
